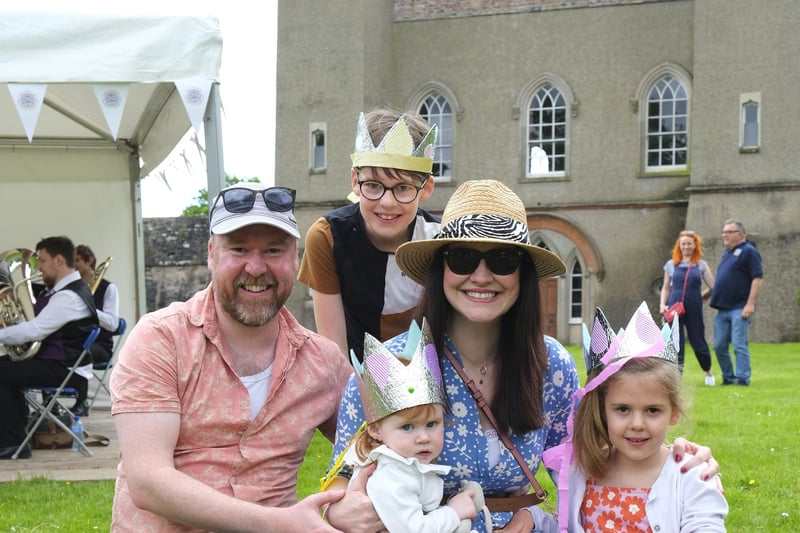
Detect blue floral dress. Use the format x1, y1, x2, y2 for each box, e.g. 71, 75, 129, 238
330, 333, 579, 531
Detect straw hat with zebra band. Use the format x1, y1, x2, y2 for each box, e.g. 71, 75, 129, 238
395, 179, 566, 285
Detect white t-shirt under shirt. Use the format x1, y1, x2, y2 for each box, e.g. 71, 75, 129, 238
239, 364, 273, 420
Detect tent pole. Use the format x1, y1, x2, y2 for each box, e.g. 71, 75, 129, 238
130, 152, 147, 321
204, 82, 225, 202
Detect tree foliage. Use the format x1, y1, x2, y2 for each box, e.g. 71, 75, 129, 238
181, 175, 261, 216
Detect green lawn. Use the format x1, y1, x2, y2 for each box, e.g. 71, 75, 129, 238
1, 343, 798, 531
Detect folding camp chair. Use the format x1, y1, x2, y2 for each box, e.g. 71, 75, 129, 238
87, 317, 126, 411
13, 326, 101, 459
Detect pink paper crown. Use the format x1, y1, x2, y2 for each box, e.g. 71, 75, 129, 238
583, 301, 679, 375
351, 318, 446, 424
582, 307, 617, 373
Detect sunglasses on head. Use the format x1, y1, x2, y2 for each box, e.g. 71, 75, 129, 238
443, 248, 524, 276
210, 187, 296, 218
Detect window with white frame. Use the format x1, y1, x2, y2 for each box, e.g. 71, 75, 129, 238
418, 93, 453, 181
645, 75, 689, 171
527, 84, 567, 176
740, 92, 761, 151
569, 259, 583, 322
309, 122, 326, 172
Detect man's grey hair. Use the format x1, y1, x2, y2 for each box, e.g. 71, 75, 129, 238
723, 218, 746, 236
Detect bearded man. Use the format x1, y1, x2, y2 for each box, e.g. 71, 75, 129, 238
110, 183, 361, 532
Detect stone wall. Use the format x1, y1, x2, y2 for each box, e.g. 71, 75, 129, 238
144, 217, 211, 312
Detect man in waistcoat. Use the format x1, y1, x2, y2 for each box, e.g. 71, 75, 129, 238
0, 236, 98, 459
74, 244, 120, 415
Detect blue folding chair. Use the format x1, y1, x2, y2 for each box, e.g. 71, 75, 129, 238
13, 327, 101, 459
87, 317, 126, 411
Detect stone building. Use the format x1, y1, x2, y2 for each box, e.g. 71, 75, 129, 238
273, 0, 800, 344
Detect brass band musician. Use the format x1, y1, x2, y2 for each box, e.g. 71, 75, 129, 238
0, 236, 99, 459
73, 244, 120, 416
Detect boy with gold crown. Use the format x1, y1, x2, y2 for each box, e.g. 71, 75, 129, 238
346, 319, 489, 533
298, 108, 440, 361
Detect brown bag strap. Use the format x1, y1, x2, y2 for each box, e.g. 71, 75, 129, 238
443, 346, 549, 506
483, 494, 546, 513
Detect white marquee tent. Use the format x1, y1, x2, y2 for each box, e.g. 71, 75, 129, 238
0, 12, 225, 325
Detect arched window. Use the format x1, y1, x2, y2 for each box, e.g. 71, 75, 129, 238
646, 76, 688, 170
569, 260, 583, 322
515, 73, 575, 179
528, 84, 566, 176
417, 92, 453, 181
636, 64, 692, 173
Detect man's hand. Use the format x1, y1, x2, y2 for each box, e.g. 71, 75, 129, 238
324, 463, 384, 533
494, 507, 558, 533
282, 491, 346, 533
494, 508, 533, 532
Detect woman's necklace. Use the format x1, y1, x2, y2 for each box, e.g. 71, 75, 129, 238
478, 364, 489, 385
460, 347, 495, 385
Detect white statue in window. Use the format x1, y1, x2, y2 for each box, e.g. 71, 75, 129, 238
529, 146, 549, 174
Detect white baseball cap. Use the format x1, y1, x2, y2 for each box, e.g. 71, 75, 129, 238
209, 182, 300, 238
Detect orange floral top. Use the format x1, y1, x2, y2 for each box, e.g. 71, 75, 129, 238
581, 481, 652, 532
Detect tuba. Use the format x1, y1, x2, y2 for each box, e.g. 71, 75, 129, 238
0, 248, 43, 360
89, 256, 112, 295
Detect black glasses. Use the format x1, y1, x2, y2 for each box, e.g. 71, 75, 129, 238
721, 230, 741, 235
443, 248, 523, 276
210, 187, 296, 217
357, 180, 425, 204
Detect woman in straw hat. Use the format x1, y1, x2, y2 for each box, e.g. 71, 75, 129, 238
324, 180, 718, 532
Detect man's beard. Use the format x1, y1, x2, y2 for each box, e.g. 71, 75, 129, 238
214, 274, 290, 327
41, 272, 55, 287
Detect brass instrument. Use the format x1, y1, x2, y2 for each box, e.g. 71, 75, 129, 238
89, 256, 112, 295
0, 248, 43, 360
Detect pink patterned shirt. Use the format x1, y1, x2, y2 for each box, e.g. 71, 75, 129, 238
110, 286, 352, 531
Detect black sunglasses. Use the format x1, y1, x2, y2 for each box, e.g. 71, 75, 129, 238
210, 187, 296, 218
443, 248, 524, 276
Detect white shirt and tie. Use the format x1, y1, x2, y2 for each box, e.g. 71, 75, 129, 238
0, 270, 94, 378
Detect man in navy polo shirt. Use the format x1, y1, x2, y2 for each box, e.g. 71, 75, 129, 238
710, 219, 764, 386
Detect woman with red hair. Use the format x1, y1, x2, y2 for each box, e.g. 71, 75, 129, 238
659, 230, 716, 384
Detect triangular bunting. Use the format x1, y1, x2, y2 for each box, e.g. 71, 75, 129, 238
7, 83, 47, 143
93, 84, 130, 140
174, 79, 212, 135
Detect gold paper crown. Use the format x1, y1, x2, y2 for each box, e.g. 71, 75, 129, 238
350, 112, 438, 173
351, 319, 446, 424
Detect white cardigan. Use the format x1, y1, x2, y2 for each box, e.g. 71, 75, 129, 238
567, 453, 728, 532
